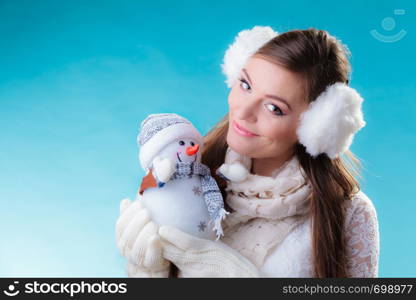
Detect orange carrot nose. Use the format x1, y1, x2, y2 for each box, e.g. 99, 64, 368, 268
186, 144, 199, 156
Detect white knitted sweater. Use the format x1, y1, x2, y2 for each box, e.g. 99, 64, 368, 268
251, 189, 380, 277
217, 148, 380, 277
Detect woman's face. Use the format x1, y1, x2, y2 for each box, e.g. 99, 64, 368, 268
227, 55, 309, 159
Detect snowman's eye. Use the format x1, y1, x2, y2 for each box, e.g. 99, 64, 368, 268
179, 140, 185, 146
190, 141, 195, 146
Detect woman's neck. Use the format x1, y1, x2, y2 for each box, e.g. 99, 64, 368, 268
250, 151, 294, 177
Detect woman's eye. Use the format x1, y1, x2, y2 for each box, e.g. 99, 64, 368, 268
179, 140, 185, 146
239, 78, 251, 91
265, 104, 284, 116
190, 141, 195, 146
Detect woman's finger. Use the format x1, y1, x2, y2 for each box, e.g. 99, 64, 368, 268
115, 200, 143, 240
128, 221, 159, 264
143, 234, 169, 270
117, 209, 150, 256
159, 225, 210, 251
126, 261, 149, 278
119, 198, 131, 214
160, 240, 188, 266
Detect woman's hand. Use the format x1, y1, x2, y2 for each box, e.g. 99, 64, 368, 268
115, 198, 170, 277
159, 225, 260, 278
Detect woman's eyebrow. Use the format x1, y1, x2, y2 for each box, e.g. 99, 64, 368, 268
265, 94, 292, 111
242, 68, 292, 111
242, 68, 253, 85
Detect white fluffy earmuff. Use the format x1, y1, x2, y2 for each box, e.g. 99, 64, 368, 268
221, 26, 366, 159
296, 83, 366, 159
221, 26, 278, 88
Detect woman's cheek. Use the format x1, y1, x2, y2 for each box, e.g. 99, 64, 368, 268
228, 91, 237, 108
228, 94, 242, 113
263, 120, 291, 141
258, 120, 278, 140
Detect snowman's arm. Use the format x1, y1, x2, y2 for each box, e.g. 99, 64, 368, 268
152, 156, 176, 184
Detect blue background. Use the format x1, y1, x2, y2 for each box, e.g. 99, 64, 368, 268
0, 0, 414, 277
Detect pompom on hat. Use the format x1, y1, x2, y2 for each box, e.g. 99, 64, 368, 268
221, 26, 366, 159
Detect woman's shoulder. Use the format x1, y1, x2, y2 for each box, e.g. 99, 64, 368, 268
349, 190, 376, 209
344, 190, 379, 231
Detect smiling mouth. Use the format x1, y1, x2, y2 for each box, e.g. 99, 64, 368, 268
177, 152, 197, 162
232, 120, 258, 137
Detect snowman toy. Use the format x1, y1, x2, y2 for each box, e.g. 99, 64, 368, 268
137, 113, 228, 240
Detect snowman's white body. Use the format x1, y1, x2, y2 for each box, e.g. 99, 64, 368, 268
140, 137, 216, 240
141, 176, 216, 240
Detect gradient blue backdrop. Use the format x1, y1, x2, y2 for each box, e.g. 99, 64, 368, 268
0, 0, 415, 277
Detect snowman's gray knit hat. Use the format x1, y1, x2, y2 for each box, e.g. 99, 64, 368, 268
138, 113, 203, 170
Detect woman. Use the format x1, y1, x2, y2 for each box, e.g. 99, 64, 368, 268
115, 26, 380, 277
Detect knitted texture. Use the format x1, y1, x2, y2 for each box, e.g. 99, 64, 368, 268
219, 147, 312, 268
159, 225, 260, 277
115, 198, 171, 277
137, 113, 203, 170
171, 161, 228, 238
138, 113, 189, 146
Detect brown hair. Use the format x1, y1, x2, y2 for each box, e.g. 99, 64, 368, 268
201, 29, 362, 277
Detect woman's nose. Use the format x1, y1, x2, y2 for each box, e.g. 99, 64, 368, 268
237, 98, 258, 123
186, 144, 199, 156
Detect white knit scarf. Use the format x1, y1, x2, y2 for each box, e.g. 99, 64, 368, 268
220, 147, 312, 268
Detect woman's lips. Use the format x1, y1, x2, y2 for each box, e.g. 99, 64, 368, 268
232, 120, 258, 137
